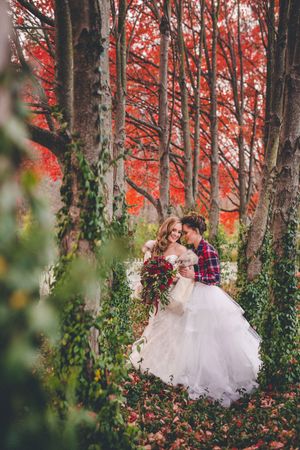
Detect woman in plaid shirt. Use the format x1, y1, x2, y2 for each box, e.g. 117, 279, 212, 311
180, 215, 221, 285
177, 214, 261, 407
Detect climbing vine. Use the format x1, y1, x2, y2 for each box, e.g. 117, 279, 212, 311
259, 215, 300, 388
57, 141, 110, 248
236, 210, 299, 390
237, 227, 271, 329
50, 128, 139, 448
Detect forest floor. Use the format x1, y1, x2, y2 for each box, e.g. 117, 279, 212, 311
123, 369, 298, 449
124, 270, 299, 450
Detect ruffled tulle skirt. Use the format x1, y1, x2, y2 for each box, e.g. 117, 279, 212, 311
130, 282, 261, 407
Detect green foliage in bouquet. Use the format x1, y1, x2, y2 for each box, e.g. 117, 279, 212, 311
140, 256, 177, 313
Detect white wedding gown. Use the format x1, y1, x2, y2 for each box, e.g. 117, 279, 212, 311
130, 255, 261, 407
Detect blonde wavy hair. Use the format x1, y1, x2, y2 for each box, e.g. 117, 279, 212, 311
152, 216, 182, 255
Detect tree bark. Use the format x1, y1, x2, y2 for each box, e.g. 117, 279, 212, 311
245, 0, 289, 281
62, 0, 113, 353
208, 0, 220, 241
264, 0, 275, 149
158, 0, 171, 220
236, 0, 247, 225
271, 0, 300, 249
246, 89, 259, 205
16, 0, 55, 26
100, 0, 114, 221
27, 124, 67, 156
113, 0, 127, 220
266, 0, 300, 381
69, 0, 106, 163
193, 0, 205, 202
55, 0, 73, 130
220, 0, 247, 225
176, 0, 194, 211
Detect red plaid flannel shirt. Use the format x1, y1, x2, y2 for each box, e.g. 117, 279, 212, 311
193, 238, 220, 285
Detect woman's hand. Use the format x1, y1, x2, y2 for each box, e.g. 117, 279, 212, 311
179, 266, 195, 279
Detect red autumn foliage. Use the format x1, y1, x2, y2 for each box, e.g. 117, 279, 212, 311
11, 0, 271, 232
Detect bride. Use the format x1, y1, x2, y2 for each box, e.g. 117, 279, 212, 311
130, 215, 261, 407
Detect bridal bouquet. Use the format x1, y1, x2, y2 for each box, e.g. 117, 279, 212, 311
140, 256, 177, 313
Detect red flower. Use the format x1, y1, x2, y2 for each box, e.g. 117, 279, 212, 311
128, 411, 138, 423
140, 256, 177, 313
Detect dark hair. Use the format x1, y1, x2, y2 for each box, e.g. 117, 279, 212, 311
181, 214, 207, 235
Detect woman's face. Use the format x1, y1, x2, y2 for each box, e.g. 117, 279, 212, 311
167, 222, 182, 244
182, 224, 199, 245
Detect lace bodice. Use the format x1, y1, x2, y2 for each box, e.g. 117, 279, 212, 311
165, 254, 178, 265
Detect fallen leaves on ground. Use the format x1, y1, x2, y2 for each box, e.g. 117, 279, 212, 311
122, 370, 299, 449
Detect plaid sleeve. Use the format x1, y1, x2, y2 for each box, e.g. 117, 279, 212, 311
202, 247, 220, 285
194, 264, 202, 282
194, 245, 220, 285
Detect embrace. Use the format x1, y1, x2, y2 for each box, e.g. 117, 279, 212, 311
130, 215, 261, 407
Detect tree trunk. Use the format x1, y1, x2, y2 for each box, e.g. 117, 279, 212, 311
193, 0, 205, 202
63, 0, 111, 253
208, 0, 220, 241
245, 0, 289, 281
60, 0, 112, 353
54, 0, 73, 130
158, 0, 171, 220
264, 0, 275, 149
246, 89, 259, 205
221, 0, 247, 225
99, 0, 114, 221
176, 0, 194, 211
263, 1, 300, 383
113, 0, 127, 220
236, 0, 247, 225
271, 0, 300, 259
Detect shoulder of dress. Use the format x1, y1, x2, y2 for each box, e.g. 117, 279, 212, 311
142, 240, 156, 252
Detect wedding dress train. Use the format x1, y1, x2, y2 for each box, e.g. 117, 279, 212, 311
130, 255, 261, 407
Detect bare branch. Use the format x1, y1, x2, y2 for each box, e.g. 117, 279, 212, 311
16, 0, 55, 27
27, 124, 67, 157
126, 177, 159, 210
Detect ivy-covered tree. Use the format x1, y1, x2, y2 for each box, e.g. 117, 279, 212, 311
259, 0, 300, 387
237, 1, 290, 326
245, 0, 289, 283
